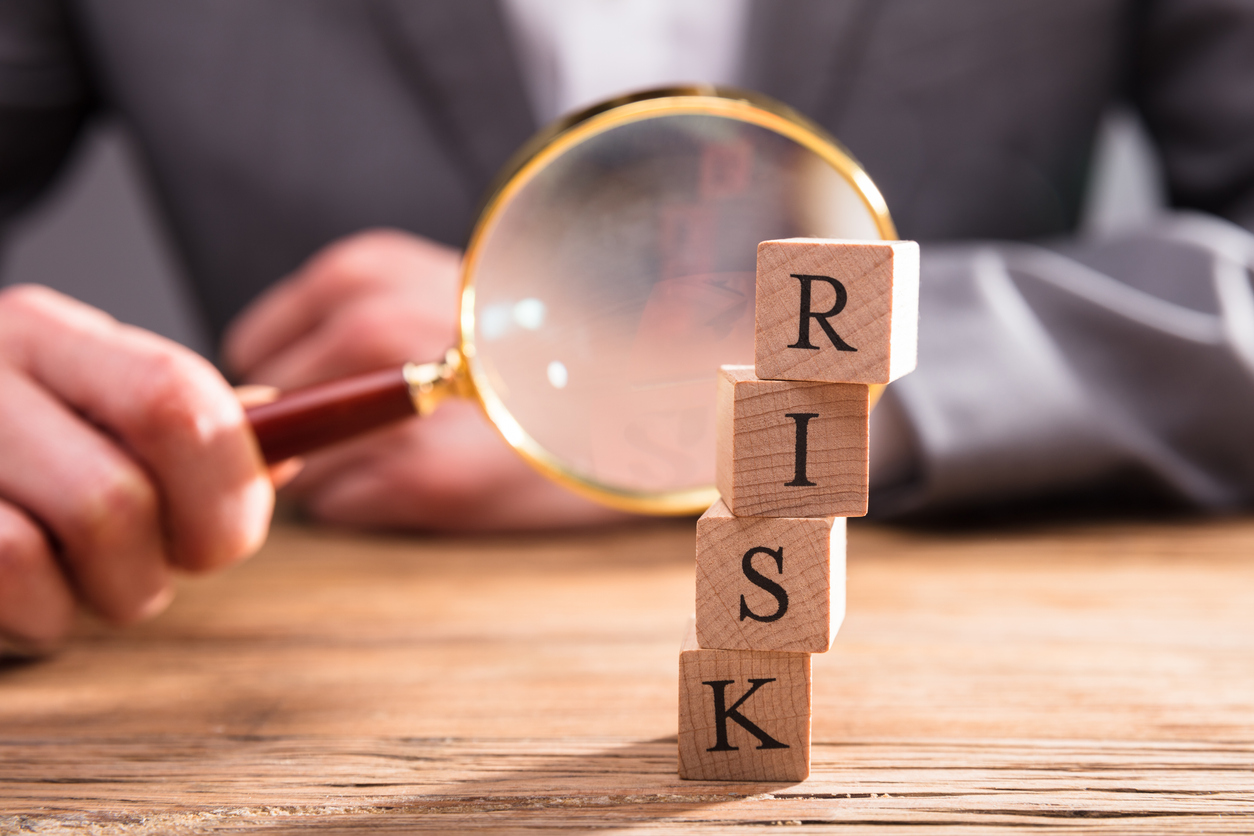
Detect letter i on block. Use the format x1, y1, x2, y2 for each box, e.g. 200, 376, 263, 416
696, 499, 845, 653
716, 365, 869, 518
755, 239, 919, 384
679, 619, 811, 781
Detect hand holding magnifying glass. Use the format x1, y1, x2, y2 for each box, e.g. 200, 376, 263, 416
243, 87, 896, 515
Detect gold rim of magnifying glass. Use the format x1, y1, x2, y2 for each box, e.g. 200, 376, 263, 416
452, 86, 896, 516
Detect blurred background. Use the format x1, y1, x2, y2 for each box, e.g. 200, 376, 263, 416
0, 106, 1166, 362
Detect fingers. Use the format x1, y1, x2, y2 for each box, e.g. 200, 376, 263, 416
286, 401, 631, 531
0, 500, 76, 651
223, 230, 461, 380
234, 384, 281, 408
0, 367, 171, 624
1, 285, 273, 574
239, 291, 454, 389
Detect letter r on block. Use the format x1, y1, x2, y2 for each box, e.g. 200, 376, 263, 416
756, 239, 919, 384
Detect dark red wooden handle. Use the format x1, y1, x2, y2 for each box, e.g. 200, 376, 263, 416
245, 366, 417, 464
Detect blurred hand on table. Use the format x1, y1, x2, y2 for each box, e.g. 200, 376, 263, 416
223, 229, 627, 533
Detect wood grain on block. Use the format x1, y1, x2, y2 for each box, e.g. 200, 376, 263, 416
678, 619, 811, 782
755, 238, 919, 384
716, 365, 869, 518
696, 499, 845, 653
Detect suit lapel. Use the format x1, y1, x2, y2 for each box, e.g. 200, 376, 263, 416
368, 0, 537, 196
368, 0, 884, 191
741, 0, 883, 130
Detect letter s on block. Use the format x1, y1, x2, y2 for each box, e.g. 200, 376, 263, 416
739, 546, 789, 623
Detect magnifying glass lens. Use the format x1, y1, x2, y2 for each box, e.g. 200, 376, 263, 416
468, 107, 885, 501
245, 92, 891, 513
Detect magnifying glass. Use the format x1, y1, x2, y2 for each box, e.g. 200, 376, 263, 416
245, 86, 895, 515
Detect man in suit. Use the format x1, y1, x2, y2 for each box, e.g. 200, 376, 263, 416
1, 0, 1252, 650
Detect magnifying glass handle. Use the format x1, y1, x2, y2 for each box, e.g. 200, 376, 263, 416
243, 350, 465, 464
245, 367, 417, 464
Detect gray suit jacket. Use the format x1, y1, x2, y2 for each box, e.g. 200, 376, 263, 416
2, 0, 1253, 517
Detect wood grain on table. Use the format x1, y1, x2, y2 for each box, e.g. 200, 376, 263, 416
2, 517, 1252, 833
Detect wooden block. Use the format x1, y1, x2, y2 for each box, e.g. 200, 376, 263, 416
678, 619, 811, 782
755, 238, 919, 384
696, 499, 845, 653
715, 365, 869, 518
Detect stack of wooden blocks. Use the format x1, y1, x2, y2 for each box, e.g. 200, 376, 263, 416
679, 238, 920, 782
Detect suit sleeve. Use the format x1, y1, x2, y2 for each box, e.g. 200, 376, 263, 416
0, 0, 94, 224
871, 0, 1254, 518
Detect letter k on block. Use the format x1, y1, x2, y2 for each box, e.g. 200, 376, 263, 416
679, 623, 812, 781
703, 678, 789, 751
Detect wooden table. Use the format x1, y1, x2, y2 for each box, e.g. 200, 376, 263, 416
2, 516, 1252, 833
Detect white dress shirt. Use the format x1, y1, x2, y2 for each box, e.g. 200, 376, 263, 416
499, 0, 750, 124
